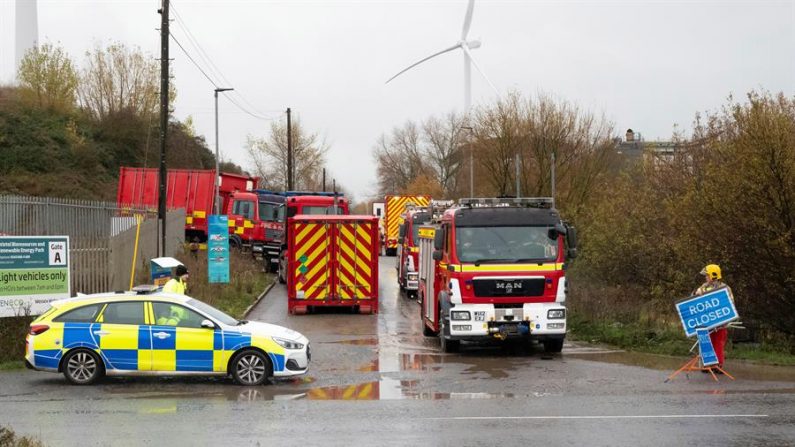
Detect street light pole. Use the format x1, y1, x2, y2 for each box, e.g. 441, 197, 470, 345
461, 126, 474, 197
214, 87, 233, 215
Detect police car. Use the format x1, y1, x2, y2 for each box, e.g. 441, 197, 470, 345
24, 286, 310, 386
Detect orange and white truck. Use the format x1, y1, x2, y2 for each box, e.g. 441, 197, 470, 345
417, 198, 578, 353
285, 215, 379, 315
383, 195, 430, 256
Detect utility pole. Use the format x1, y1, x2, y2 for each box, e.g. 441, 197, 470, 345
157, 0, 169, 257
551, 152, 556, 206
286, 107, 293, 191
322, 168, 326, 192
515, 152, 520, 198
461, 126, 474, 197
214, 87, 233, 215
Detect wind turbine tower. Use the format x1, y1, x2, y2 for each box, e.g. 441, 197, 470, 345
15, 0, 39, 74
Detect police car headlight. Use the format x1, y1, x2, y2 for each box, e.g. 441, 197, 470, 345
547, 309, 566, 320
273, 337, 304, 350
451, 311, 471, 321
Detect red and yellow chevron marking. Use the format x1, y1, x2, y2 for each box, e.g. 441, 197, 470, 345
293, 222, 331, 300
336, 222, 374, 299
385, 195, 430, 246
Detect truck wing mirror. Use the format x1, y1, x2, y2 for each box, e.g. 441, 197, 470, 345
398, 237, 404, 244
432, 250, 443, 261
272, 209, 279, 220
433, 230, 445, 250
566, 225, 578, 249
398, 224, 407, 238
287, 206, 297, 218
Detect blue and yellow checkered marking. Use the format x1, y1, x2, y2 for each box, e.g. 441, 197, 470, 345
34, 319, 287, 373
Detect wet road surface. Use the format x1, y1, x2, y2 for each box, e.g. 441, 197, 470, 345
2, 256, 795, 446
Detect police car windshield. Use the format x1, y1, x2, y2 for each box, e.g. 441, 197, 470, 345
455, 226, 558, 263
187, 298, 239, 326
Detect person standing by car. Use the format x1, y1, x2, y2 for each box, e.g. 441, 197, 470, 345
693, 264, 731, 370
163, 265, 189, 295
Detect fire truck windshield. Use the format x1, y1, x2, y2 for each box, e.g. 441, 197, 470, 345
455, 226, 558, 263
259, 203, 283, 222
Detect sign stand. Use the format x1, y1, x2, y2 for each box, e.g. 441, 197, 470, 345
665, 328, 735, 382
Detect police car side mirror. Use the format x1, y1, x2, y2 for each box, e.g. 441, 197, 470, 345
432, 250, 443, 262
201, 319, 215, 329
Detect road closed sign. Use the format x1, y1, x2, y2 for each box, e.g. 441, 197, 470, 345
0, 236, 71, 317
675, 287, 738, 337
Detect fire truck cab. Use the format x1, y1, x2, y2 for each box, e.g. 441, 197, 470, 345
277, 193, 350, 284
397, 201, 453, 298
417, 197, 577, 353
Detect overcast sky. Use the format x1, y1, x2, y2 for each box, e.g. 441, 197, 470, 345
2, 0, 794, 202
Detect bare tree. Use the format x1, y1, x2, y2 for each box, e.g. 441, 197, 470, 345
373, 120, 427, 195
78, 42, 168, 120
422, 111, 467, 197
473, 92, 525, 196
246, 117, 329, 191
17, 42, 79, 111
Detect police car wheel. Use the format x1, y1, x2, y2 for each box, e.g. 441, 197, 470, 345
231, 350, 272, 386
63, 349, 104, 385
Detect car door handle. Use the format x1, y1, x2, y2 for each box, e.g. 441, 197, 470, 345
153, 332, 171, 339
93, 330, 109, 336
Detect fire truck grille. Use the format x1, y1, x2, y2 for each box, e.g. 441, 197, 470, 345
265, 228, 279, 239
472, 278, 546, 297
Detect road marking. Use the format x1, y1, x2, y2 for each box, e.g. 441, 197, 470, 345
429, 414, 769, 421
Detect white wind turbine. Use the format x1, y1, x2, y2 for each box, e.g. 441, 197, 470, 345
386, 0, 497, 111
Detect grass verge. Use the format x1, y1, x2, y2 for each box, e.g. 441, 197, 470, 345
569, 314, 795, 366
0, 426, 46, 447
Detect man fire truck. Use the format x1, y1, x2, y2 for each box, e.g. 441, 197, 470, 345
417, 197, 577, 353
396, 201, 453, 298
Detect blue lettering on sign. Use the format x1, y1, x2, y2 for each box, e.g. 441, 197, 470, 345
696, 328, 719, 367
675, 287, 739, 337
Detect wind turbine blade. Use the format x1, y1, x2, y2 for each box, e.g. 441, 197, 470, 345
461, 0, 475, 40
386, 43, 462, 84
461, 45, 498, 95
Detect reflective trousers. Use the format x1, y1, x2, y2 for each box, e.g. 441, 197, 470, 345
710, 327, 728, 365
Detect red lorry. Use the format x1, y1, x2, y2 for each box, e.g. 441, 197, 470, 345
285, 215, 379, 315
116, 167, 259, 243
417, 197, 577, 353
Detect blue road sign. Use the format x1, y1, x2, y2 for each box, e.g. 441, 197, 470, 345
208, 215, 230, 284
676, 287, 738, 337
696, 328, 719, 367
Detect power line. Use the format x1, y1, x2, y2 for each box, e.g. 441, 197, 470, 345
170, 1, 281, 120
169, 30, 277, 121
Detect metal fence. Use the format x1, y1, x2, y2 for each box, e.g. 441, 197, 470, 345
0, 195, 157, 294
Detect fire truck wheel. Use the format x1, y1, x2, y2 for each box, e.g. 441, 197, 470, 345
543, 339, 564, 353
439, 319, 460, 353
277, 261, 286, 284
422, 324, 436, 337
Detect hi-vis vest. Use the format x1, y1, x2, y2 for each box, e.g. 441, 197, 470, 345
163, 278, 187, 295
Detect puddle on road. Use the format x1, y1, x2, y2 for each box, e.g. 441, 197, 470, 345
566, 350, 795, 382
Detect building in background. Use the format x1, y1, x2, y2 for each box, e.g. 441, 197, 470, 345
616, 128, 679, 167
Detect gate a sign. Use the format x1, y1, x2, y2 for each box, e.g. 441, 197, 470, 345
675, 287, 738, 337
0, 236, 71, 317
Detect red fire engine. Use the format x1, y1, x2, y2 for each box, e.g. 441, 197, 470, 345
417, 197, 577, 353
396, 201, 453, 298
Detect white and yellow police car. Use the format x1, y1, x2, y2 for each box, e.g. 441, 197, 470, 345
25, 286, 310, 386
